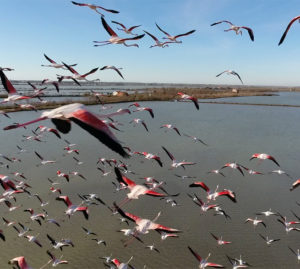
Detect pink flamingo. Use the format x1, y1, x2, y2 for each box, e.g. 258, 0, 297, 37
177, 92, 199, 110
41, 54, 77, 69
8, 256, 32, 269
188, 246, 224, 268
56, 195, 89, 219
111, 21, 141, 36
278, 15, 300, 45
4, 103, 128, 157
250, 153, 280, 167
94, 17, 145, 47
143, 30, 175, 48
156, 23, 196, 43
71, 1, 119, 17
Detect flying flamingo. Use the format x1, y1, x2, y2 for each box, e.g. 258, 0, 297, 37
269, 169, 292, 178
114, 202, 180, 236
278, 16, 300, 45
35, 125, 61, 138
71, 1, 119, 17
0, 230, 5, 241
245, 217, 266, 228
188, 246, 224, 268
216, 70, 243, 84
189, 181, 237, 203
46, 234, 74, 250
41, 79, 60, 93
35, 151, 56, 166
24, 208, 46, 226
42, 250, 68, 268
160, 124, 181, 136
23, 234, 42, 247
41, 54, 77, 69
100, 65, 124, 79
143, 30, 175, 48
290, 179, 300, 191
56, 195, 89, 219
288, 247, 300, 262
162, 146, 196, 169
0, 70, 37, 104
57, 63, 99, 85
177, 92, 199, 110
211, 20, 254, 41
3, 103, 129, 157
155, 23, 196, 43
129, 118, 149, 132
210, 233, 231, 245
259, 234, 280, 246
220, 162, 245, 176
8, 256, 32, 269
0, 67, 14, 71
109, 257, 134, 269
188, 193, 219, 212
94, 17, 145, 47
250, 153, 280, 167
111, 21, 141, 36
114, 167, 166, 207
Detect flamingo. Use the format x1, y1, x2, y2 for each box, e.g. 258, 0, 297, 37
0, 67, 14, 71
0, 230, 5, 241
155, 23, 196, 43
8, 256, 32, 269
56, 195, 89, 219
189, 182, 237, 203
33, 194, 49, 207
162, 146, 196, 169
145, 244, 160, 253
43, 250, 68, 267
137, 151, 163, 167
188, 193, 219, 212
27, 81, 46, 97
159, 231, 179, 240
82, 226, 97, 236
24, 208, 46, 226
46, 234, 74, 250
143, 30, 175, 48
129, 118, 149, 132
0, 69, 36, 104
3, 217, 16, 227
177, 92, 199, 110
256, 209, 278, 217
114, 167, 166, 207
57, 171, 70, 182
259, 234, 280, 246
13, 224, 32, 237
245, 217, 266, 228
100, 65, 124, 79
71, 1, 119, 17
211, 20, 254, 41
35, 151, 56, 166
288, 247, 300, 262
220, 162, 245, 176
57, 63, 99, 85
111, 21, 141, 35
188, 246, 224, 268
183, 133, 207, 145
290, 179, 300, 191
207, 169, 225, 177
269, 169, 292, 178
210, 233, 231, 245
216, 70, 243, 84
250, 153, 280, 167
41, 54, 77, 69
4, 103, 129, 157
94, 17, 145, 47
24, 234, 42, 247
114, 202, 180, 236
35, 125, 61, 138
129, 102, 154, 118
160, 124, 181, 136
278, 16, 300, 45
227, 255, 251, 269
91, 238, 107, 246
110, 257, 134, 269
41, 79, 60, 93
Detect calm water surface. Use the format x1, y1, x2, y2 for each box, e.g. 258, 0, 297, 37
0, 99, 300, 268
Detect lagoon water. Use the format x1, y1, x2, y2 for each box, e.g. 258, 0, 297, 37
1, 96, 300, 268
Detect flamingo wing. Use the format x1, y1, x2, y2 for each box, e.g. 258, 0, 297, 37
189, 181, 210, 193
111, 20, 126, 29
62, 62, 79, 75
278, 16, 300, 45
188, 246, 202, 262
155, 23, 171, 36
174, 29, 196, 39
56, 195, 72, 207
145, 189, 166, 197
211, 20, 233, 26
101, 17, 118, 37
68, 108, 129, 157
143, 30, 159, 42
162, 146, 175, 161
82, 67, 99, 78
0, 69, 17, 94
205, 262, 224, 268
241, 26, 254, 41
43, 54, 56, 64
114, 167, 136, 187
216, 70, 227, 77
155, 224, 180, 232
128, 25, 141, 31
113, 202, 141, 223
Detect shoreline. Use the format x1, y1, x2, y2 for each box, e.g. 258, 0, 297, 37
0, 87, 283, 113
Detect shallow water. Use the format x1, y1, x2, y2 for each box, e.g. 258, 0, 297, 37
1, 99, 300, 268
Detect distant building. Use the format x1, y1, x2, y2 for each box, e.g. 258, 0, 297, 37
112, 91, 129, 97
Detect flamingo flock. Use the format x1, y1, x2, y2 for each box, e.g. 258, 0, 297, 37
1, 1, 300, 269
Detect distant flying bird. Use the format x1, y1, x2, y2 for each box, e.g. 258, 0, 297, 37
111, 21, 141, 35
250, 153, 280, 167
162, 146, 196, 169
71, 1, 119, 17
143, 30, 175, 48
41, 79, 60, 93
4, 103, 129, 157
188, 246, 224, 268
57, 63, 99, 85
155, 23, 196, 43
100, 65, 124, 79
211, 20, 254, 41
94, 17, 145, 47
177, 92, 199, 110
259, 234, 280, 246
56, 195, 89, 219
216, 70, 243, 84
278, 16, 300, 45
41, 54, 77, 69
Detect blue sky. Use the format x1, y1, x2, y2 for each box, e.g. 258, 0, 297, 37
1, 0, 300, 86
